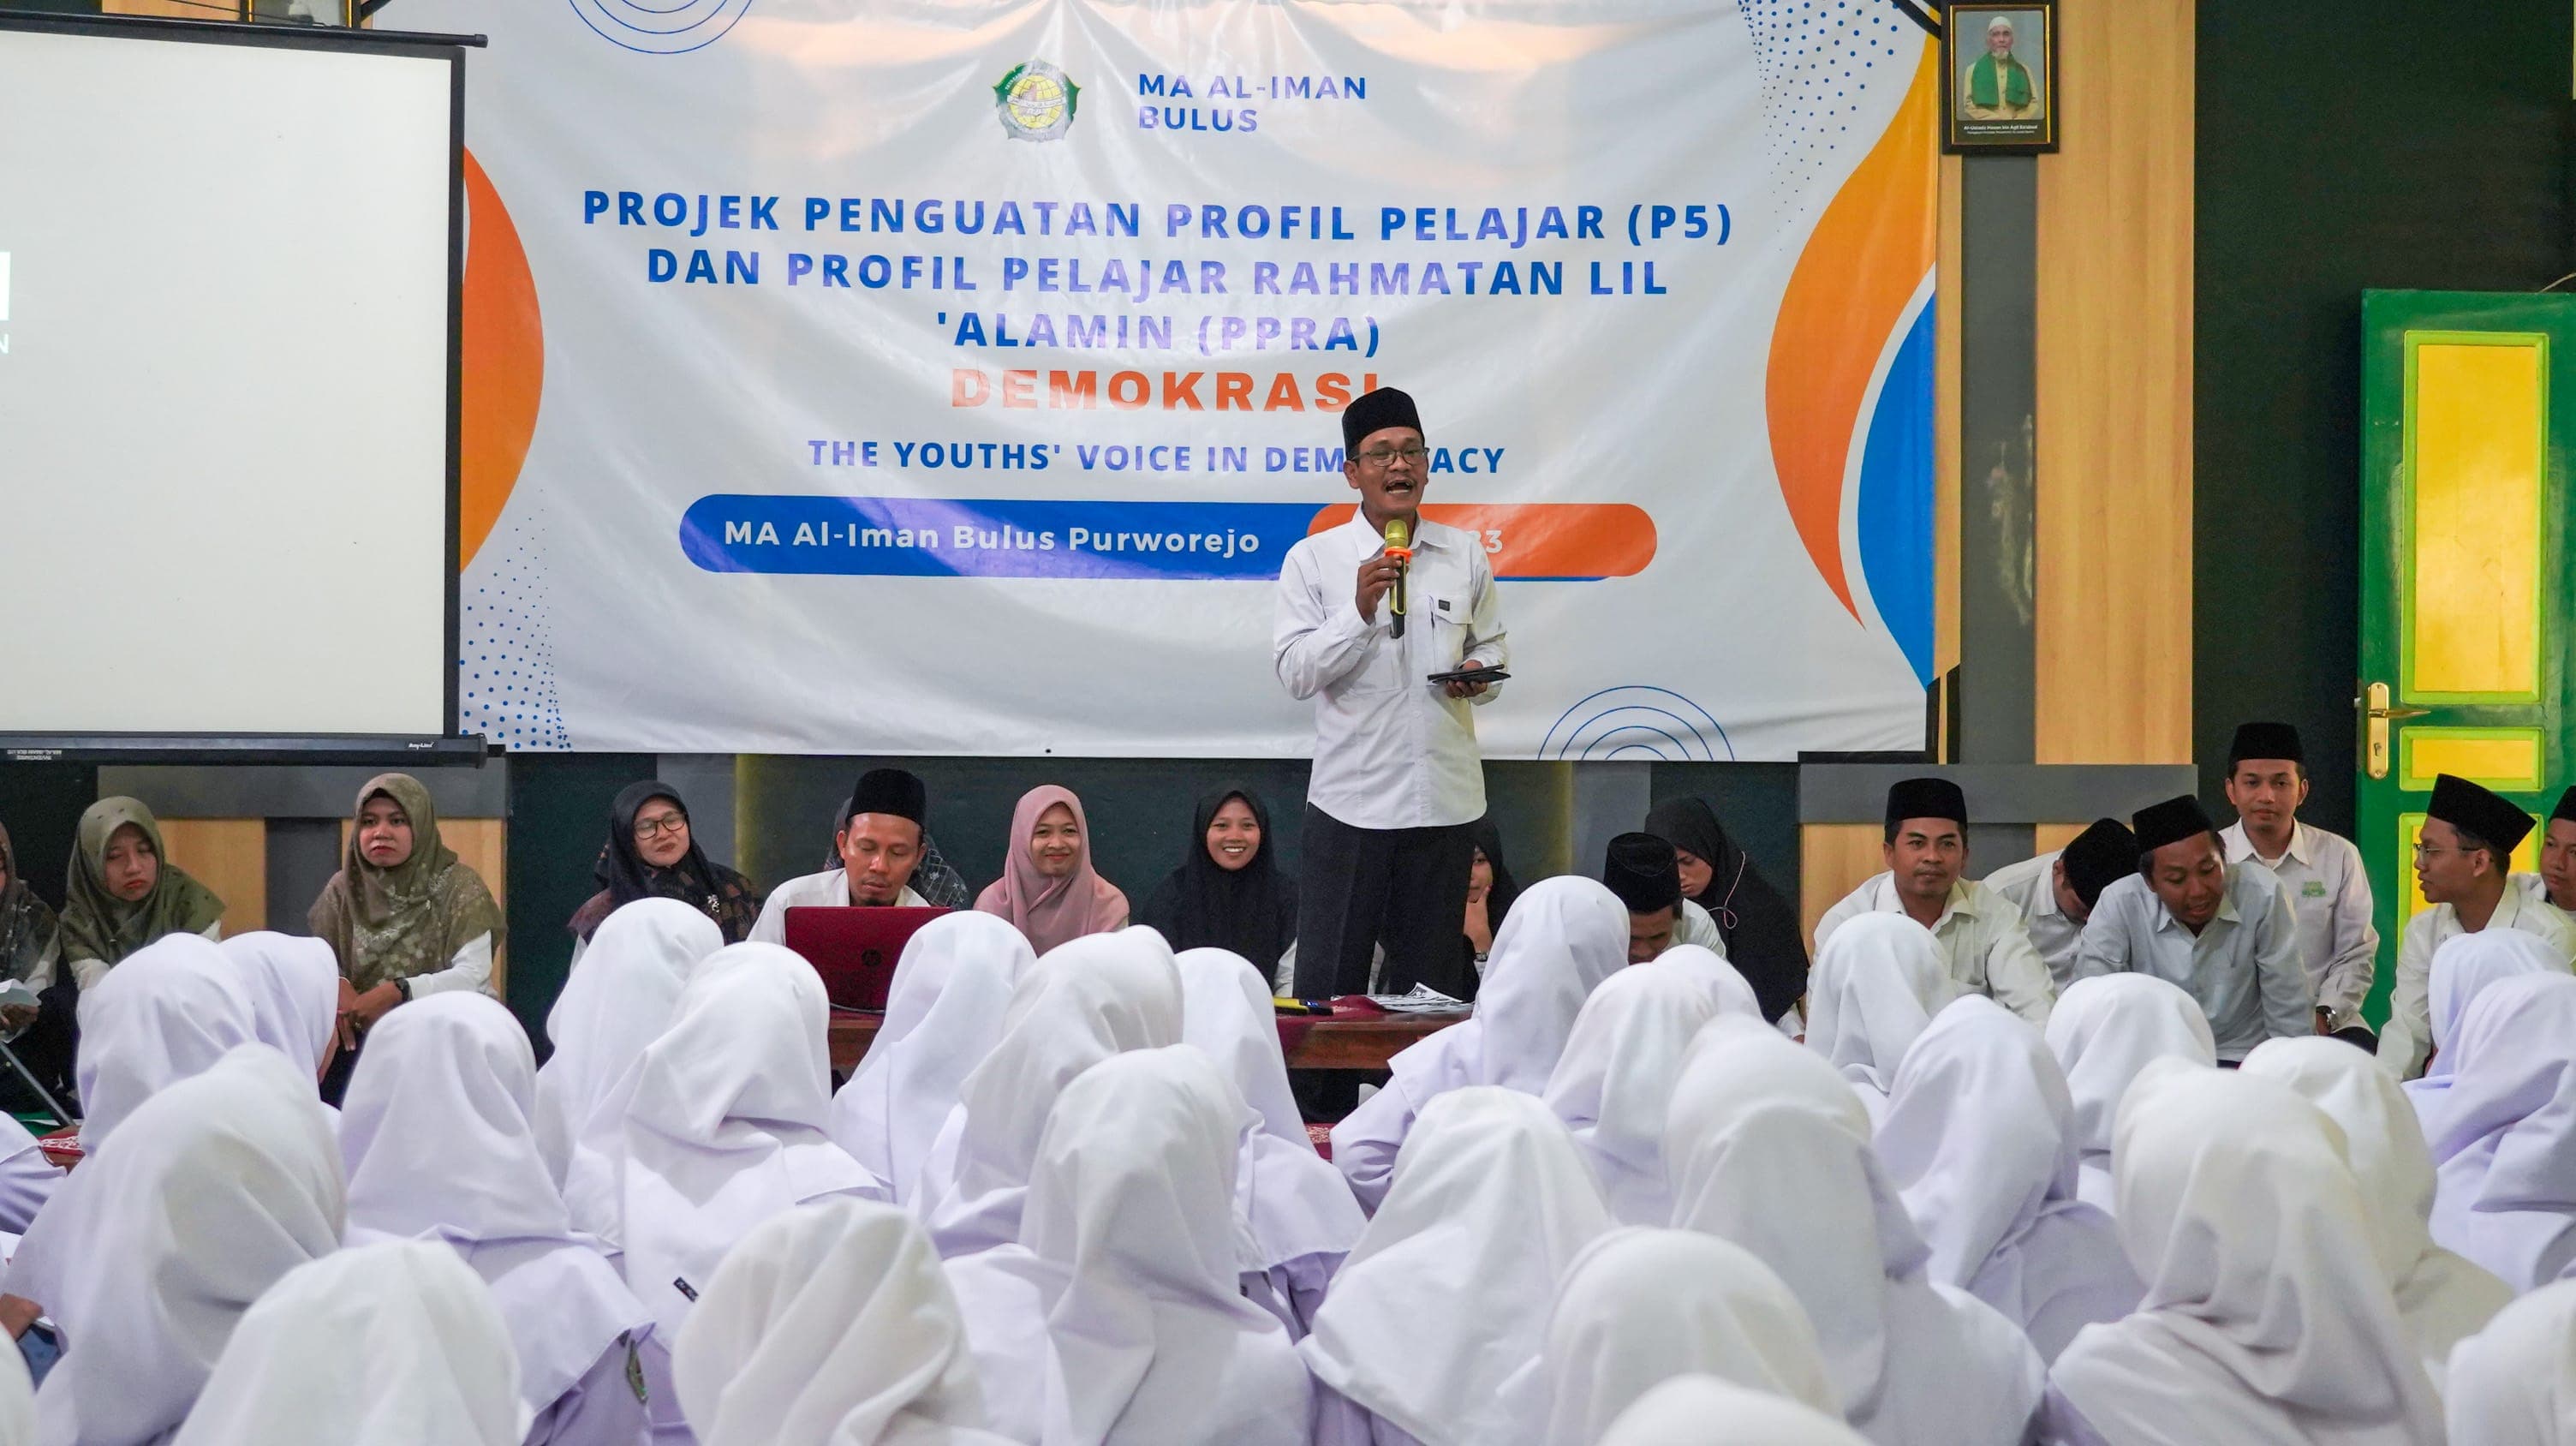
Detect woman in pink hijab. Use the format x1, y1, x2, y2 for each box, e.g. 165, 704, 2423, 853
975, 786, 1129, 955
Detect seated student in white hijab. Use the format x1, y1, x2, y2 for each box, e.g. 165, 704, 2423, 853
1598, 1377, 1869, 1446
171, 1240, 522, 1446
1329, 875, 1630, 1212
1665, 1018, 2045, 1446
1534, 1228, 1842, 1446
0, 1113, 59, 1234
1172, 947, 1364, 1340
1803, 913, 1957, 1125
2046, 1064, 2444, 1446
340, 993, 656, 1446
1655, 942, 1763, 1020
916, 929, 1184, 1258
0, 1315, 28, 1446
1541, 965, 1721, 1225
1017, 1048, 1310, 1446
1875, 996, 2139, 1365
672, 1198, 1014, 1446
2445, 1276, 2576, 1446
2042, 972, 2217, 1210
2240, 1035, 2508, 1394
2424, 971, 2576, 1291
69, 932, 261, 1148
564, 943, 886, 1354
2401, 928, 2570, 1138
19, 1046, 342, 1446
217, 932, 343, 1085
535, 897, 724, 1186
830, 912, 1037, 1207
2382, 774, 2576, 1079
1303, 1087, 1613, 1446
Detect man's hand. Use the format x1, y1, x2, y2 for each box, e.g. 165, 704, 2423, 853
350, 981, 404, 1031
1443, 675, 1490, 700
2315, 1007, 2335, 1037
1354, 552, 1404, 621
0, 1294, 42, 1341
0, 1004, 36, 1034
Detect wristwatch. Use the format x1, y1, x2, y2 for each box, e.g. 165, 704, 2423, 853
395, 977, 414, 1003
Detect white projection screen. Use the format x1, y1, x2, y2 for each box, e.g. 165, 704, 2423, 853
0, 17, 460, 742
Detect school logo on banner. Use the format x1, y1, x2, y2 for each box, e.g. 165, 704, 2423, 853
993, 61, 1080, 141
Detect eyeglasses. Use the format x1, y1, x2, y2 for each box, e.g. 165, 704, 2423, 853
635, 815, 688, 839
1357, 445, 1428, 467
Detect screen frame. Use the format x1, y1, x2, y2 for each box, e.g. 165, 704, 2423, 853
0, 9, 486, 760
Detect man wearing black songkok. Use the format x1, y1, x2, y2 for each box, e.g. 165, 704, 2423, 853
1273, 388, 1508, 997
1982, 816, 2136, 987
1602, 832, 1728, 965
2216, 721, 2379, 1045
2537, 786, 2576, 917
1814, 777, 2055, 1024
2072, 794, 2311, 1063
2377, 774, 2576, 1077
749, 767, 935, 942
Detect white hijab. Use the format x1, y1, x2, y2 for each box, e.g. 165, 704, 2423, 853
72, 933, 260, 1148
535, 896, 724, 1185
2424, 971, 2576, 1290
1655, 943, 1763, 1020
1301, 1087, 1613, 1446
2406, 929, 2571, 1136
216, 932, 341, 1082
918, 929, 1184, 1258
2446, 1278, 2576, 1446
1597, 1377, 1869, 1446
0, 1321, 29, 1446
832, 913, 1036, 1205
2242, 1035, 2509, 1390
1539, 1227, 1840, 1446
673, 1198, 1013, 1446
570, 942, 886, 1339
1172, 947, 1364, 1270
1390, 876, 1631, 1101
339, 992, 653, 1417
2043, 971, 2217, 1210
1024, 1047, 1309, 1446
1803, 913, 1954, 1114
1541, 965, 1720, 1225
170, 1240, 522, 1446
27, 1046, 343, 1446
1875, 995, 2138, 1362
1663, 1017, 2043, 1444
2051, 1063, 2444, 1446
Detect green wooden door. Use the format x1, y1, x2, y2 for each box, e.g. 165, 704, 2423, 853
2357, 290, 2575, 1026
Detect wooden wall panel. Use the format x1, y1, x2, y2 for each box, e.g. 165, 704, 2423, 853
1800, 824, 1887, 946
2033, 822, 2090, 856
158, 819, 266, 936
2033, 0, 2195, 765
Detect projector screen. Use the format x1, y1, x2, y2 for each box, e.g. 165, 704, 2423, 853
0, 19, 458, 739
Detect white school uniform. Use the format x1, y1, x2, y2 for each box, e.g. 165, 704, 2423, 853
2424, 972, 2576, 1291
2042, 973, 2218, 1211
2400, 929, 2570, 1141
1802, 913, 1957, 1125
2381, 883, 2576, 1079
535, 898, 724, 1186
2444, 1278, 2576, 1446
216, 932, 341, 1083
1815, 873, 2054, 1025
830, 912, 1035, 1208
1541, 965, 1720, 1226
1597, 1377, 1869, 1446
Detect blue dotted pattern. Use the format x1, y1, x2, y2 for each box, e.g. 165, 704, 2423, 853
458, 519, 572, 750
1743, 0, 1916, 213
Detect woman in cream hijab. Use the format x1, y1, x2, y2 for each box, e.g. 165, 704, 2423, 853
2048, 1063, 2443, 1446
675, 1198, 1013, 1446
171, 1241, 522, 1446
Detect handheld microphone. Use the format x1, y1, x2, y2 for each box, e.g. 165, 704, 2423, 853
1382, 517, 1412, 638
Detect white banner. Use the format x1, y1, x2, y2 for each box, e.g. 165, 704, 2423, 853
438, 0, 1939, 760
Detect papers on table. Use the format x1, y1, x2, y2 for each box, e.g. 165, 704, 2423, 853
1365, 983, 1472, 1015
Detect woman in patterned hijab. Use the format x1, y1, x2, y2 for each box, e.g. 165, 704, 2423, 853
308, 774, 504, 1052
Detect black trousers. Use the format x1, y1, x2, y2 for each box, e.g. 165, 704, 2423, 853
1292, 804, 1476, 999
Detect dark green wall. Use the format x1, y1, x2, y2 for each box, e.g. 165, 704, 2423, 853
2196, 3, 2574, 828
502, 752, 653, 1049
0, 764, 98, 911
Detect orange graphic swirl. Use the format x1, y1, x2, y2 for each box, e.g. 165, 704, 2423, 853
460, 149, 543, 569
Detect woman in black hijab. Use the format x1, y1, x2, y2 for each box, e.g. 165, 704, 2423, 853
567, 781, 766, 946
1642, 796, 1808, 1022
1139, 788, 1297, 967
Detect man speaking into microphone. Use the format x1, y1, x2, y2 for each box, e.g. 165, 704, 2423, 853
1275, 386, 1508, 1001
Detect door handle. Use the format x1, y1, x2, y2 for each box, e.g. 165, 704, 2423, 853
2358, 682, 2429, 780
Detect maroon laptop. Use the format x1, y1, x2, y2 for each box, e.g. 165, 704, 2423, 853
781, 905, 950, 1010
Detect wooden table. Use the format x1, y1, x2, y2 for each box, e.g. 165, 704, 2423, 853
826, 1012, 1458, 1074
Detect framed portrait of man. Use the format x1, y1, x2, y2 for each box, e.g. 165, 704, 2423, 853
1944, 3, 2058, 153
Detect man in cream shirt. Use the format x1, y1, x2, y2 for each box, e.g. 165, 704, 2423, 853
2216, 722, 2379, 1046
2380, 774, 2576, 1079
1980, 816, 2135, 988
1814, 777, 2054, 1024
748, 768, 934, 943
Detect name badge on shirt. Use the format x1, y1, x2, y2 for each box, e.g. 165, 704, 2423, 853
2303, 881, 2328, 899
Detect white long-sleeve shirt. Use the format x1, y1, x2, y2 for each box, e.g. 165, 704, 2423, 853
2220, 820, 2378, 1030
1815, 873, 2055, 1025
1980, 850, 2083, 987
1273, 513, 1505, 831
2072, 868, 2311, 1061
2378, 883, 2576, 1079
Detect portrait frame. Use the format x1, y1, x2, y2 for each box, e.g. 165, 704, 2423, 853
1943, 2, 2059, 154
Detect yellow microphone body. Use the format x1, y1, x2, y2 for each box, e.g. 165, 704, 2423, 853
1382, 516, 1412, 635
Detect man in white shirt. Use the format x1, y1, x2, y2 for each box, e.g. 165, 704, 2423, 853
1814, 777, 2054, 1024
2522, 786, 2576, 922
2379, 774, 2576, 1078
1980, 816, 2136, 988
748, 768, 933, 943
2216, 721, 2379, 1047
1274, 388, 1506, 998
2073, 795, 2311, 1063
1602, 832, 1727, 964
